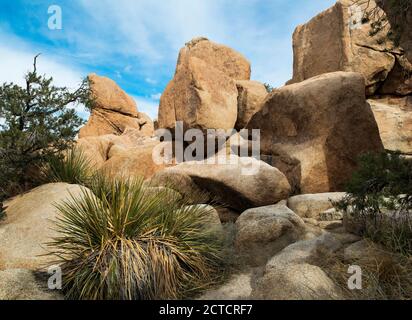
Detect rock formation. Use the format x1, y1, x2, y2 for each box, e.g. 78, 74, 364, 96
289, 0, 412, 97
158, 37, 268, 134
0, 183, 89, 270
369, 96, 412, 154
79, 74, 154, 138
150, 155, 291, 212
247, 72, 384, 193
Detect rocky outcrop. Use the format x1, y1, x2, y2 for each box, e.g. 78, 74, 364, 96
235, 202, 305, 266
158, 38, 251, 133
235, 80, 267, 130
287, 193, 346, 219
0, 183, 88, 270
289, 0, 412, 96
369, 96, 412, 154
79, 74, 154, 138
76, 131, 171, 179
101, 137, 168, 180
251, 233, 350, 300
150, 156, 291, 211
247, 72, 384, 193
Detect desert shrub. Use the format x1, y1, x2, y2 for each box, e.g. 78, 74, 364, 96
314, 244, 412, 300
264, 83, 273, 93
48, 177, 226, 300
45, 147, 93, 186
336, 151, 412, 256
0, 55, 90, 199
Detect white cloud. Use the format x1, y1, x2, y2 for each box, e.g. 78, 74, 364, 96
150, 93, 162, 101
132, 96, 159, 120
0, 32, 90, 116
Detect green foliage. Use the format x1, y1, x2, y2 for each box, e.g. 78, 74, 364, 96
0, 55, 90, 200
45, 147, 93, 186
336, 151, 412, 256
48, 177, 226, 300
264, 83, 273, 93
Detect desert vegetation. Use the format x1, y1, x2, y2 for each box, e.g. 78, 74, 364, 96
0, 55, 91, 205
47, 175, 227, 300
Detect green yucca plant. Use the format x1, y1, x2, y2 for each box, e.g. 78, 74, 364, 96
46, 147, 93, 186
48, 176, 225, 300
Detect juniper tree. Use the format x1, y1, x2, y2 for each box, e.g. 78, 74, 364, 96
0, 55, 91, 204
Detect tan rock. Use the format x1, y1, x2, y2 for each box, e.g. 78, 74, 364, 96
0, 183, 88, 271
101, 138, 169, 180
158, 56, 238, 132
248, 72, 384, 193
235, 203, 305, 266
182, 37, 251, 80
88, 73, 138, 116
288, 193, 346, 219
252, 263, 343, 300
289, 0, 411, 96
235, 80, 267, 130
79, 109, 153, 138
369, 96, 412, 154
80, 74, 154, 138
197, 271, 254, 300
151, 156, 291, 211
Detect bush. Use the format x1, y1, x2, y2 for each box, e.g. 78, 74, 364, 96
313, 244, 412, 300
45, 147, 93, 186
48, 177, 226, 300
0, 55, 90, 199
336, 151, 412, 256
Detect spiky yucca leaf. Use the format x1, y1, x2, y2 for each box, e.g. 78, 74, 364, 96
48, 177, 225, 300
46, 147, 93, 185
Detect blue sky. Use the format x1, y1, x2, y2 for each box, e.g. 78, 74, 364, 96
0, 0, 336, 119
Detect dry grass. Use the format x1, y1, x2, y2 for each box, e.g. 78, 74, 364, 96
48, 176, 228, 300
312, 242, 412, 300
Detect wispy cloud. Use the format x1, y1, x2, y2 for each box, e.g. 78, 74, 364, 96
0, 0, 337, 120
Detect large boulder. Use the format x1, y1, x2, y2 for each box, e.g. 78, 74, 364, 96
76, 131, 170, 180
150, 156, 291, 211
251, 233, 350, 300
252, 263, 343, 300
247, 72, 384, 193
235, 202, 305, 266
101, 137, 169, 180
235, 80, 267, 130
287, 193, 346, 219
369, 96, 412, 154
158, 38, 251, 132
289, 0, 411, 96
0, 183, 88, 270
79, 74, 154, 138
180, 37, 251, 81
